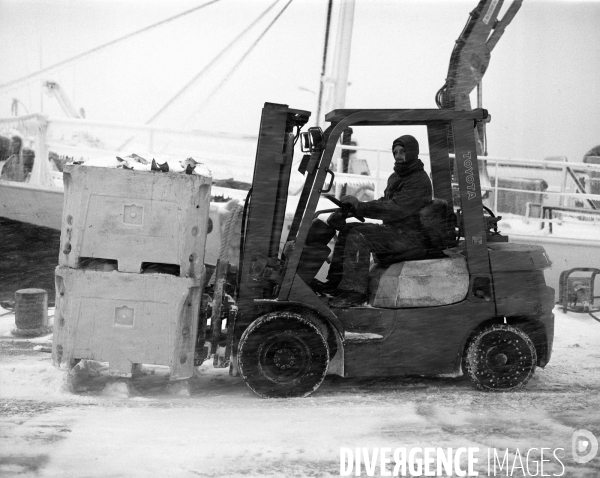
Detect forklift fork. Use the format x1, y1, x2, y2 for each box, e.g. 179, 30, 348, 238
195, 260, 235, 368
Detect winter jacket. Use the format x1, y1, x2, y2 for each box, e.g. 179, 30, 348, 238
355, 158, 432, 236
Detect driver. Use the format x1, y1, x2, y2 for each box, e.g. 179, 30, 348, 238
326, 135, 433, 307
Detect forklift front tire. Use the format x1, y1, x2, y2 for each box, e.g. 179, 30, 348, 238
238, 311, 329, 398
465, 324, 537, 392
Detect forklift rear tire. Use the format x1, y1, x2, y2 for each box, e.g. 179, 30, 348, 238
238, 311, 329, 398
465, 324, 537, 392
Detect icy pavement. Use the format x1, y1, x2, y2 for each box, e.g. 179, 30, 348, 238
1, 306, 600, 477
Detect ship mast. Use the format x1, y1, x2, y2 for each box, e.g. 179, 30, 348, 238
315, 0, 356, 198
316, 0, 355, 129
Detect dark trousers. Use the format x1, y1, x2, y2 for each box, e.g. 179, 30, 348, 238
327, 223, 426, 294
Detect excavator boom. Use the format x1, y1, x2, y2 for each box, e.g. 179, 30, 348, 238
436, 0, 523, 111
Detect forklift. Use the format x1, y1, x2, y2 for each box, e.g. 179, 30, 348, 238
200, 102, 555, 398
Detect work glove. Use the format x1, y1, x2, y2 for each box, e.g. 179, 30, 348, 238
327, 210, 348, 230
340, 194, 359, 209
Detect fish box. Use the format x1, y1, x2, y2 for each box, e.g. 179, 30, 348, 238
369, 256, 469, 308
59, 165, 211, 276
52, 266, 202, 379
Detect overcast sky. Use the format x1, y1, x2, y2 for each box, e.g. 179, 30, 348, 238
0, 0, 599, 166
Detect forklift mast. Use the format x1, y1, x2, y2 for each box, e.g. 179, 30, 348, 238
235, 104, 310, 332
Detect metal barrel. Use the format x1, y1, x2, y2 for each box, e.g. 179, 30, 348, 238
13, 288, 50, 336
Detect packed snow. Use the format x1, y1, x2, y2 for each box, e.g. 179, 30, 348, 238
1, 305, 600, 477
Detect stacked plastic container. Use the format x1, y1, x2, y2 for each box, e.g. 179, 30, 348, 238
52, 164, 211, 379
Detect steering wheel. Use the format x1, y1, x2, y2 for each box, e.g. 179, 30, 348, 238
324, 194, 365, 222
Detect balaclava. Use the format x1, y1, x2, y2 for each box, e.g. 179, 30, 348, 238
392, 135, 421, 177
392, 135, 419, 162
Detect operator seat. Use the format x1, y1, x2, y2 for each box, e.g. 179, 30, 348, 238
368, 199, 466, 308
419, 198, 458, 256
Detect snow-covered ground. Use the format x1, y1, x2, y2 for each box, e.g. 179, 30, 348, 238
1, 306, 600, 478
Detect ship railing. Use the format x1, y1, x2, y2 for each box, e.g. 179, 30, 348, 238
0, 114, 259, 189
335, 144, 600, 217
2, 114, 600, 217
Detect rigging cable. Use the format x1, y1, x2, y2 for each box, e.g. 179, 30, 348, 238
146, 0, 282, 125
0, 0, 222, 91
185, 0, 294, 123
